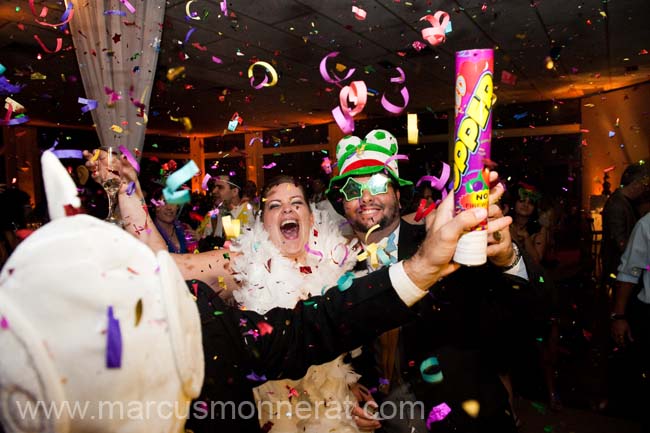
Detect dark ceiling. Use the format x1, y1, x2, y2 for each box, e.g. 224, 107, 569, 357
1, 0, 649, 136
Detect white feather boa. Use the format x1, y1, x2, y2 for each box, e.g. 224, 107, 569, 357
231, 207, 364, 433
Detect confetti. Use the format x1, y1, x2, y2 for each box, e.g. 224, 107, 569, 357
134, 299, 143, 326
352, 6, 367, 20
78, 97, 97, 113
426, 403, 451, 428
106, 306, 122, 369
320, 52, 355, 84
163, 160, 199, 205
0, 316, 8, 329
248, 61, 278, 89
420, 357, 444, 383
420, 12, 450, 46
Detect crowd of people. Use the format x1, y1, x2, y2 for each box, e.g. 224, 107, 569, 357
0, 130, 648, 433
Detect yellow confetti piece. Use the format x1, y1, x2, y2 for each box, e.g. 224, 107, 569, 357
166, 66, 186, 81
90, 149, 100, 162
335, 63, 347, 72
218, 276, 227, 289
111, 125, 124, 133
222, 215, 241, 240
30, 72, 47, 80
364, 224, 381, 243
462, 400, 480, 418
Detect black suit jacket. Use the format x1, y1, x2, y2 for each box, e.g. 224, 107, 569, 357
353, 221, 548, 432
186, 267, 418, 433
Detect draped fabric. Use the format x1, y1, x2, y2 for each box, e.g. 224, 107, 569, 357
68, 0, 165, 157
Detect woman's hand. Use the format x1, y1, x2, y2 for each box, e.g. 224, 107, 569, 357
83, 149, 140, 195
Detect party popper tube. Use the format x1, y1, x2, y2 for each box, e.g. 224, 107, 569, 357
452, 48, 495, 266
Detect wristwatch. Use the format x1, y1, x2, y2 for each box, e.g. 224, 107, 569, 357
500, 243, 521, 271
610, 313, 627, 321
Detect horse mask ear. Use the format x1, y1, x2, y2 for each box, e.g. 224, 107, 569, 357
41, 150, 81, 220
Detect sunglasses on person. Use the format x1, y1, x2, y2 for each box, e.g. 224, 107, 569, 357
341, 173, 391, 201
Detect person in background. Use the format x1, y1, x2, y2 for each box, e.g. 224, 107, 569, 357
601, 162, 650, 289
508, 182, 544, 264
241, 179, 260, 214
610, 211, 650, 433
402, 182, 435, 225
150, 188, 198, 254
198, 174, 254, 250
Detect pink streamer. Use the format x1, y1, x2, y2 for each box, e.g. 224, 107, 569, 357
250, 74, 269, 90
381, 86, 410, 115
390, 67, 406, 84
339, 81, 367, 117
304, 244, 324, 260
201, 174, 212, 191
319, 52, 356, 84
332, 106, 355, 134
420, 11, 450, 46
211, 56, 223, 64
120, 0, 136, 14
384, 154, 409, 167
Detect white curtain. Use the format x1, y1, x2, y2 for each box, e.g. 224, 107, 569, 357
68, 0, 165, 158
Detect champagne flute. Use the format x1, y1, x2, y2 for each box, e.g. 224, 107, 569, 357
101, 147, 123, 226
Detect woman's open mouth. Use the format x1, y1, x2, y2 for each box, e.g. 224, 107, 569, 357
280, 219, 300, 240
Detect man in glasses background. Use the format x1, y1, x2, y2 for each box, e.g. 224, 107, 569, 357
326, 129, 545, 433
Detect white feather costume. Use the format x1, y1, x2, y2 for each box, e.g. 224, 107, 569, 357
231, 206, 363, 433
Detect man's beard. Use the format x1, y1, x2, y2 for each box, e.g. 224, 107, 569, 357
349, 204, 400, 235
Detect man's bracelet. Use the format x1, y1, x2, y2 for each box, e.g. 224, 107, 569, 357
499, 243, 521, 271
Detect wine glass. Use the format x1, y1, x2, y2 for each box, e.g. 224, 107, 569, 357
100, 147, 123, 226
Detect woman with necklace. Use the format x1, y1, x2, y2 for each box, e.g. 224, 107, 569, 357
150, 189, 197, 254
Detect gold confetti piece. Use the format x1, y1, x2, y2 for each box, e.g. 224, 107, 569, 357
462, 400, 480, 418
111, 124, 124, 133
135, 299, 143, 326
166, 66, 186, 81
335, 63, 347, 72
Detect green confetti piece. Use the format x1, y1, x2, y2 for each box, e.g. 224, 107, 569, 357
539, 276, 545, 283
213, 310, 224, 316
152, 143, 158, 148
223, 253, 230, 260
544, 425, 554, 433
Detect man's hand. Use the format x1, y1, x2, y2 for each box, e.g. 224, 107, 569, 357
404, 190, 488, 290
349, 383, 381, 431
611, 319, 634, 348
485, 181, 517, 267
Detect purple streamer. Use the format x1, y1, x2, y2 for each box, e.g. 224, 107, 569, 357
52, 149, 83, 159
246, 371, 267, 382
106, 306, 123, 369
184, 27, 197, 45
104, 10, 127, 16
0, 77, 25, 95
0, 115, 30, 126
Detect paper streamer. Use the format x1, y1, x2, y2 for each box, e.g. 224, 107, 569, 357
118, 145, 140, 174
384, 154, 409, 168
184, 27, 197, 45
201, 173, 212, 191
381, 86, 410, 115
262, 162, 277, 169
78, 97, 98, 113
332, 106, 355, 134
220, 0, 228, 15
104, 10, 127, 16
417, 162, 451, 192
420, 356, 444, 383
426, 403, 452, 429
352, 6, 367, 20
390, 67, 406, 84
33, 35, 63, 54
163, 160, 199, 205
414, 199, 437, 222
339, 81, 367, 117
0, 77, 24, 94
106, 306, 122, 369
120, 0, 136, 14
420, 11, 450, 46
320, 52, 356, 84
52, 149, 83, 159
305, 244, 324, 260
337, 272, 355, 291
29, 0, 75, 28
248, 61, 278, 88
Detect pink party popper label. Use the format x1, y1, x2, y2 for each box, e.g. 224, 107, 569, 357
453, 49, 494, 222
